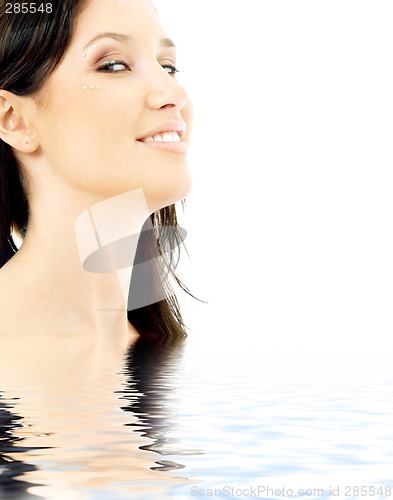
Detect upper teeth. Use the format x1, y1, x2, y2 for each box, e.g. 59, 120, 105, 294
142, 132, 181, 143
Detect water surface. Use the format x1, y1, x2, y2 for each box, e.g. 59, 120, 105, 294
1, 327, 393, 500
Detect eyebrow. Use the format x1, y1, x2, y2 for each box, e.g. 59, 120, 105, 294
83, 32, 176, 50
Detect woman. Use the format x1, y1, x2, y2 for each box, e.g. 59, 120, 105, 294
0, 0, 193, 340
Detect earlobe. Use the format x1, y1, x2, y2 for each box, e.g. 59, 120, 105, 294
0, 90, 39, 153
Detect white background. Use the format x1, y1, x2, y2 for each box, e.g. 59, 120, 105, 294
155, 1, 393, 357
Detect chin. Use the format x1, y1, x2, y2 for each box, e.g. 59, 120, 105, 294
148, 171, 192, 212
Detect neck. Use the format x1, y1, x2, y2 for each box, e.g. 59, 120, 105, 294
6, 188, 151, 337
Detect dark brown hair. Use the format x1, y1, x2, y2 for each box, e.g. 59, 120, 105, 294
0, 0, 192, 339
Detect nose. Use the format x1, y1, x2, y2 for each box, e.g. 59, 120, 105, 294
145, 66, 189, 111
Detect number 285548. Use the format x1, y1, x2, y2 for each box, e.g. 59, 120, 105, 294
5, 3, 53, 14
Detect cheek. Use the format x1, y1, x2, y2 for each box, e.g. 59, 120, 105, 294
41, 87, 140, 164
62, 87, 140, 139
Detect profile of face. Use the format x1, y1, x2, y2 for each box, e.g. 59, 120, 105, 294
25, 0, 193, 213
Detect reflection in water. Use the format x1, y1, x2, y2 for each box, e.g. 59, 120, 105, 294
0, 333, 197, 499
120, 337, 203, 472
2, 329, 393, 500
0, 398, 44, 500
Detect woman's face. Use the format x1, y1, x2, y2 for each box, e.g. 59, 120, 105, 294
30, 0, 192, 212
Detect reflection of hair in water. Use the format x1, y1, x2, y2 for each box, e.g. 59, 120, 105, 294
0, 399, 44, 500
120, 336, 203, 471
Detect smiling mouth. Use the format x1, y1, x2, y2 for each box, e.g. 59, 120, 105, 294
140, 131, 182, 143
137, 130, 187, 152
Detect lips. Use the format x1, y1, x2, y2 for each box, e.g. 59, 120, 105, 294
137, 121, 186, 142
142, 131, 182, 143
137, 121, 187, 152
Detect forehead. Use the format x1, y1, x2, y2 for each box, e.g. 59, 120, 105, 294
72, 0, 164, 47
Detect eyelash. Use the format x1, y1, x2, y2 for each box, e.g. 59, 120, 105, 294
98, 60, 130, 72
97, 60, 180, 75
163, 64, 181, 75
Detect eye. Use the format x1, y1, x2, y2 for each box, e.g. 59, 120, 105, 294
97, 60, 131, 72
162, 64, 180, 76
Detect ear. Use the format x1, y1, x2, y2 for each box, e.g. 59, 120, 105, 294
0, 90, 39, 153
